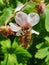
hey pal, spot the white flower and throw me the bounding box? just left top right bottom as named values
left=31, top=30, right=39, bottom=35
left=15, top=3, right=24, bottom=12
left=9, top=12, right=40, bottom=36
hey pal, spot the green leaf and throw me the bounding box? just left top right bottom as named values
left=45, top=36, right=49, bottom=43
left=36, top=41, right=49, bottom=50
left=15, top=46, right=32, bottom=58
left=7, top=54, right=18, bottom=65
left=1, top=39, right=11, bottom=49
left=35, top=47, right=49, bottom=59
left=45, top=54, right=49, bottom=65
left=1, top=54, right=18, bottom=65
left=45, top=53, right=49, bottom=62
left=36, top=42, right=44, bottom=49
left=24, top=2, right=37, bottom=14
left=12, top=38, right=18, bottom=49
left=45, top=0, right=49, bottom=3
left=12, top=38, right=32, bottom=58
left=0, top=0, right=5, bottom=7
left=1, top=39, right=11, bottom=53
left=1, top=53, right=8, bottom=65
left=0, top=8, right=13, bottom=26
left=45, top=4, right=49, bottom=32
left=0, top=10, right=2, bottom=14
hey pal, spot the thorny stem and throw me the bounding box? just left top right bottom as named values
left=5, top=1, right=32, bottom=25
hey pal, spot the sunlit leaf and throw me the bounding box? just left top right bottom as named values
left=0, top=0, right=5, bottom=7
left=1, top=39, right=11, bottom=49
left=45, top=54, right=49, bottom=65
left=12, top=38, right=32, bottom=58
left=7, top=54, right=18, bottom=65
left=1, top=39, right=11, bottom=53
left=36, top=42, right=44, bottom=49
left=35, top=47, right=49, bottom=59
left=1, top=54, right=18, bottom=65
left=45, top=36, right=49, bottom=43
left=1, top=54, right=8, bottom=65
left=0, top=8, right=13, bottom=26
left=24, top=2, right=37, bottom=13
left=45, top=4, right=49, bottom=32
left=15, top=46, right=32, bottom=58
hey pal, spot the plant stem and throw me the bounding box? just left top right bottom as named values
left=5, top=1, right=32, bottom=25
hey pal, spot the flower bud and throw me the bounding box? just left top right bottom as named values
left=36, top=3, right=45, bottom=14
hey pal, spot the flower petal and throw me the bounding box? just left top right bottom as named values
left=16, top=32, right=21, bottom=36
left=15, top=12, right=28, bottom=26
left=27, top=13, right=40, bottom=26
left=9, top=23, right=21, bottom=32
left=31, top=29, right=39, bottom=35
left=15, top=3, right=24, bottom=12
left=16, top=30, right=22, bottom=36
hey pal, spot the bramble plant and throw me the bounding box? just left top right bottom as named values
left=0, top=0, right=49, bottom=65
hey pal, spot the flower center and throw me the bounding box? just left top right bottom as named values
left=22, top=23, right=31, bottom=30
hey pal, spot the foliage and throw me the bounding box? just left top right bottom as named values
left=0, top=0, right=49, bottom=65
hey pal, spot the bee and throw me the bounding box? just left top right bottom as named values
left=18, top=23, right=32, bottom=48
left=9, top=12, right=40, bottom=48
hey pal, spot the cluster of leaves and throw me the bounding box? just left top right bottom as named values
left=0, top=0, right=49, bottom=65
left=34, top=4, right=49, bottom=65
left=0, top=0, right=35, bottom=65
left=0, top=38, right=32, bottom=65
